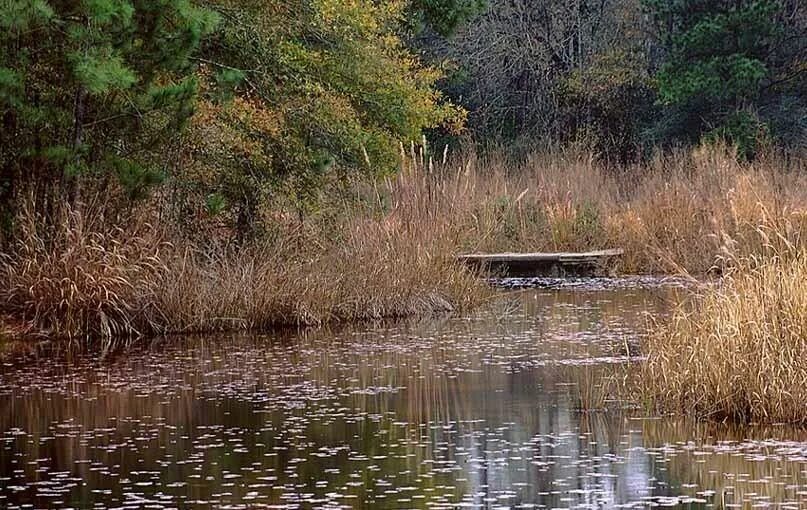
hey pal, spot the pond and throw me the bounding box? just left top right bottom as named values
left=1, top=281, right=805, bottom=509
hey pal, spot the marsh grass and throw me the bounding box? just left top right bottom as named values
left=0, top=197, right=168, bottom=339
left=0, top=145, right=804, bottom=342
left=425, top=145, right=805, bottom=274
left=568, top=365, right=613, bottom=412
left=153, top=214, right=485, bottom=333
left=643, top=253, right=807, bottom=424
left=641, top=242, right=807, bottom=424
left=562, top=358, right=635, bottom=413
left=0, top=179, right=489, bottom=341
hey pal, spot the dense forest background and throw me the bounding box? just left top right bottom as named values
left=1, top=0, right=805, bottom=237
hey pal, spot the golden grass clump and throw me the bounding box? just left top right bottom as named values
left=0, top=199, right=166, bottom=338
left=641, top=249, right=807, bottom=424
left=395, top=144, right=805, bottom=274
left=152, top=214, right=485, bottom=333
left=0, top=177, right=488, bottom=340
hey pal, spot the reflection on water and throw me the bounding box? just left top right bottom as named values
left=0, top=284, right=805, bottom=509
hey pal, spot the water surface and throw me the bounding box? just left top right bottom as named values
left=1, top=283, right=805, bottom=509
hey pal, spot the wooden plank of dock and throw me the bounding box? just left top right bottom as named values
left=457, top=248, right=624, bottom=277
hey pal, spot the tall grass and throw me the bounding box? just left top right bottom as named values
left=153, top=213, right=484, bottom=333
left=0, top=181, right=488, bottom=340
left=0, top=198, right=167, bottom=338
left=398, top=144, right=805, bottom=274
left=0, top=145, right=804, bottom=341
left=640, top=247, right=807, bottom=424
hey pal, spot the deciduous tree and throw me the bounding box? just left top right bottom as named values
left=175, top=0, right=464, bottom=231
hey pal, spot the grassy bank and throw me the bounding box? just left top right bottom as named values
left=641, top=249, right=806, bottom=424
left=0, top=198, right=486, bottom=340
left=0, top=146, right=804, bottom=341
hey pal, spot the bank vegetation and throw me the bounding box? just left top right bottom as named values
left=1, top=145, right=804, bottom=342
left=641, top=246, right=806, bottom=425
left=0, top=0, right=805, bottom=360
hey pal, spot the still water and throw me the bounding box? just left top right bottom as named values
left=1, top=282, right=805, bottom=509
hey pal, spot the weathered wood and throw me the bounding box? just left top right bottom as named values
left=457, top=248, right=624, bottom=277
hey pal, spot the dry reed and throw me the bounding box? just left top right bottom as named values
left=0, top=198, right=167, bottom=338
left=640, top=247, right=807, bottom=424
left=0, top=173, right=489, bottom=340
left=414, top=145, right=806, bottom=274
left=0, top=145, right=804, bottom=342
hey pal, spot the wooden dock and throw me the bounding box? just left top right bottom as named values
left=457, top=248, right=624, bottom=277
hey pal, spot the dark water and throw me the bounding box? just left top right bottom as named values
left=1, top=283, right=805, bottom=509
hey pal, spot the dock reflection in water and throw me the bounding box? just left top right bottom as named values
left=0, top=282, right=805, bottom=509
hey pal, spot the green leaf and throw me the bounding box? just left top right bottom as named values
left=82, top=0, right=134, bottom=26
left=110, top=156, right=165, bottom=201
left=205, top=193, right=227, bottom=216
left=0, top=67, right=23, bottom=108
left=213, top=68, right=245, bottom=103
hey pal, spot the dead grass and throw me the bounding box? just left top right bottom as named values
left=0, top=144, right=804, bottom=342
left=152, top=214, right=484, bottom=333
left=0, top=197, right=167, bottom=338
left=407, top=144, right=805, bottom=274
left=0, top=180, right=488, bottom=341
left=640, top=246, right=807, bottom=424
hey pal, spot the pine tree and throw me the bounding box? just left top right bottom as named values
left=411, top=0, right=485, bottom=36
left=643, top=0, right=794, bottom=157
left=0, top=0, right=218, bottom=215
